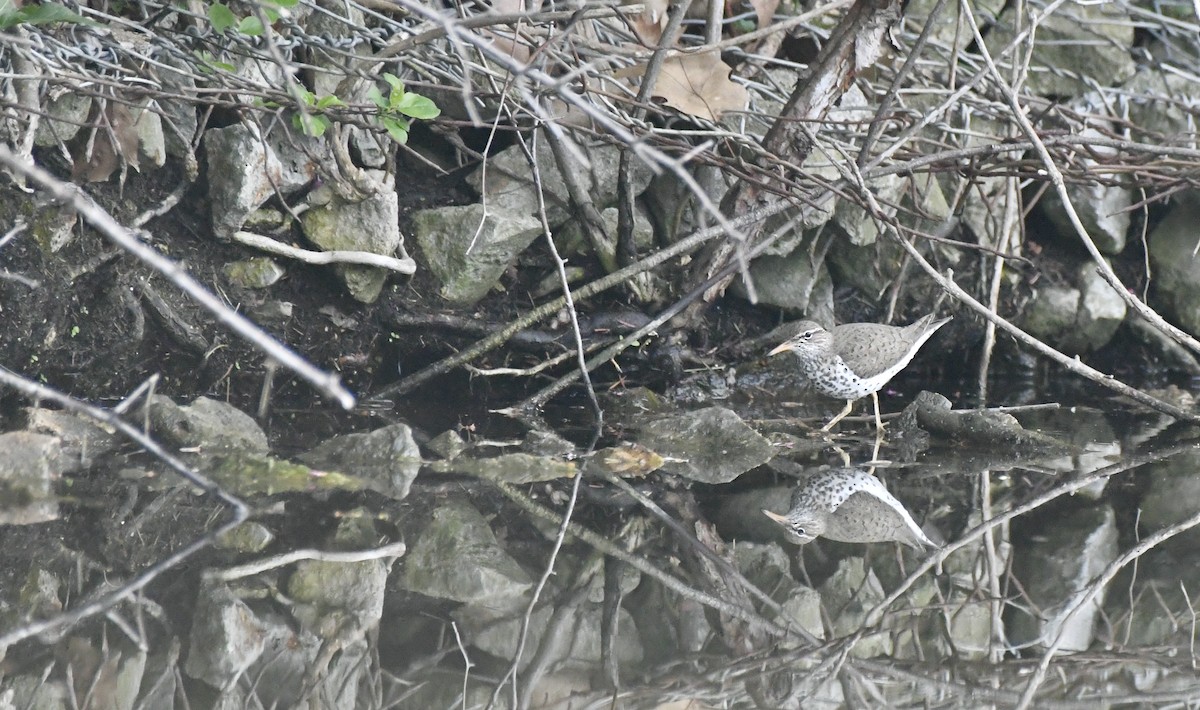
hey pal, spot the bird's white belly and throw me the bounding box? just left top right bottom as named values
left=811, top=359, right=895, bottom=399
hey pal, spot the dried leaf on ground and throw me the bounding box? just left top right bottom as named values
left=748, top=0, right=780, bottom=29
left=629, top=0, right=669, bottom=44
left=72, top=101, right=140, bottom=183
left=652, top=51, right=748, bottom=121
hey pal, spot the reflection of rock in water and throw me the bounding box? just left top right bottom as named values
left=762, top=468, right=935, bottom=549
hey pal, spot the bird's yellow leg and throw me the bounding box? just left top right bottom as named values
left=821, top=399, right=854, bottom=431
left=871, top=391, right=886, bottom=458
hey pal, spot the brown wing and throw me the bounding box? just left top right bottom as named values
left=832, top=322, right=919, bottom=379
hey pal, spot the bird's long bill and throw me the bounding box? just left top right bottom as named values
left=762, top=509, right=789, bottom=524
left=767, top=342, right=794, bottom=357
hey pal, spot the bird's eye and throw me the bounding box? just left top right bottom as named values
left=800, top=331, right=812, bottom=340
left=794, top=526, right=806, bottom=535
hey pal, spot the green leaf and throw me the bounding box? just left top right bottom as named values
left=208, top=3, right=235, bottom=32
left=294, top=86, right=316, bottom=106
left=237, top=15, right=263, bottom=36
left=394, top=92, right=440, bottom=120
left=366, top=86, right=387, bottom=109
left=195, top=50, right=236, bottom=72
left=294, top=113, right=330, bottom=138
left=268, top=0, right=300, bottom=7
left=263, top=6, right=279, bottom=22
left=315, top=95, right=345, bottom=109
left=0, top=1, right=95, bottom=28
left=381, top=116, right=410, bottom=144
left=381, top=73, right=405, bottom=93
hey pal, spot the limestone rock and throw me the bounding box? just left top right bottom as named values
left=411, top=202, right=541, bottom=306
left=300, top=175, right=402, bottom=303
left=1009, top=505, right=1118, bottom=651
left=637, top=407, right=775, bottom=484
left=206, top=123, right=284, bottom=239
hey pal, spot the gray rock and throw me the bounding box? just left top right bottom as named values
left=819, top=557, right=892, bottom=658
left=425, top=429, right=467, bottom=459
left=198, top=451, right=370, bottom=496
left=389, top=668, right=516, bottom=709
left=4, top=674, right=70, bottom=710
left=555, top=205, right=654, bottom=272
left=877, top=507, right=1009, bottom=662
left=216, top=521, right=275, bottom=553
left=466, top=138, right=653, bottom=228
left=146, top=395, right=268, bottom=453
left=184, top=581, right=268, bottom=688
left=833, top=172, right=905, bottom=247
left=33, top=92, right=91, bottom=147
left=899, top=171, right=952, bottom=234
left=222, top=257, right=285, bottom=289
left=411, top=202, right=541, bottom=306
left=349, top=123, right=390, bottom=168
left=300, top=422, right=420, bottom=499
left=1041, top=135, right=1131, bottom=254
left=1148, top=195, right=1200, bottom=336
left=460, top=602, right=642, bottom=670
left=1124, top=70, right=1200, bottom=146
left=304, top=0, right=364, bottom=96
left=25, top=407, right=119, bottom=472
left=1077, top=265, right=1126, bottom=342
left=953, top=173, right=1010, bottom=248
left=136, top=644, right=179, bottom=710
left=986, top=1, right=1135, bottom=97
left=715, top=485, right=794, bottom=544
left=732, top=238, right=835, bottom=318
left=0, top=431, right=62, bottom=525
left=523, top=428, right=576, bottom=457
left=826, top=231, right=907, bottom=302
left=250, top=300, right=295, bottom=323
left=287, top=557, right=392, bottom=632
left=157, top=57, right=200, bottom=161
left=1021, top=260, right=1126, bottom=352
left=1009, top=505, right=1118, bottom=651
left=300, top=175, right=402, bottom=303
left=900, top=391, right=1073, bottom=458
left=1102, top=550, right=1200, bottom=651
left=732, top=542, right=823, bottom=644
left=132, top=100, right=166, bottom=169
left=400, top=497, right=533, bottom=609
left=265, top=123, right=328, bottom=194
left=17, top=566, right=63, bottom=622
left=1022, top=406, right=1120, bottom=500
left=637, top=406, right=775, bottom=484
left=206, top=123, right=284, bottom=239
left=904, top=0, right=1005, bottom=50
left=247, top=620, right=361, bottom=709
left=31, top=200, right=78, bottom=254
left=1138, top=448, right=1200, bottom=551
left=1022, top=283, right=1080, bottom=343
left=427, top=452, right=576, bottom=484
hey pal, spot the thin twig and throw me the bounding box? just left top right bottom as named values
left=231, top=230, right=417, bottom=273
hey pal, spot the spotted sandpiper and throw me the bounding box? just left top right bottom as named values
left=762, top=468, right=934, bottom=548
left=767, top=314, right=950, bottom=432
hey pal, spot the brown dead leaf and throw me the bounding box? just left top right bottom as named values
left=747, top=0, right=780, bottom=30
left=72, top=101, right=140, bottom=183
left=652, top=52, right=748, bottom=122
left=479, top=0, right=541, bottom=63
left=598, top=443, right=664, bottom=477
left=628, top=0, right=668, bottom=44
